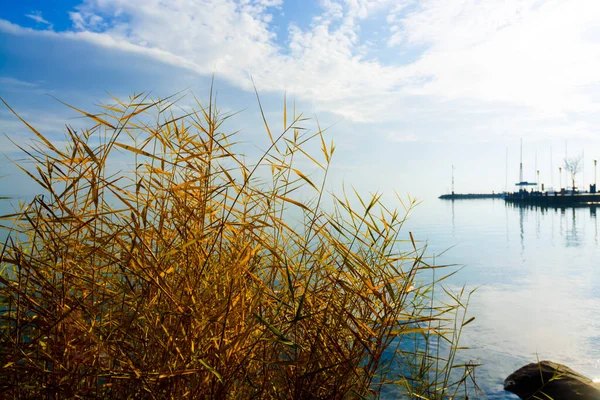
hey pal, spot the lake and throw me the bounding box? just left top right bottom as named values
left=403, top=198, right=600, bottom=398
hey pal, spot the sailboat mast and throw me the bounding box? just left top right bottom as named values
left=452, top=165, right=455, bottom=195
left=505, top=147, right=508, bottom=193
left=519, top=139, right=523, bottom=183
left=535, top=151, right=538, bottom=190
left=550, top=146, right=553, bottom=190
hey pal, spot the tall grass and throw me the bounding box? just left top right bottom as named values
left=0, top=88, right=478, bottom=399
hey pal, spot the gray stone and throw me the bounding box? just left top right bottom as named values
left=504, top=360, right=600, bottom=399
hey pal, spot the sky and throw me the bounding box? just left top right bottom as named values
left=2, top=0, right=600, bottom=203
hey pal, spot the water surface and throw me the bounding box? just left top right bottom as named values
left=404, top=198, right=600, bottom=398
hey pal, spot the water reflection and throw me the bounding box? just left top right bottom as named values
left=504, top=202, right=599, bottom=249
left=567, top=208, right=579, bottom=247
left=587, top=206, right=599, bottom=245
left=452, top=199, right=455, bottom=235
left=407, top=200, right=600, bottom=398
left=519, top=204, right=525, bottom=255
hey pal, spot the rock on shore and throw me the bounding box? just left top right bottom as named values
left=504, top=360, right=600, bottom=399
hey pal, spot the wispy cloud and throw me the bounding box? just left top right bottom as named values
left=54, top=0, right=420, bottom=122
left=386, top=132, right=418, bottom=143
left=0, top=77, right=38, bottom=88
left=25, top=11, right=53, bottom=29
left=388, top=0, right=600, bottom=113
left=3, top=0, right=600, bottom=141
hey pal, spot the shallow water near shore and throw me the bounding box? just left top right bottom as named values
left=404, top=198, right=600, bottom=398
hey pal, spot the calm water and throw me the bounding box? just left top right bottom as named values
left=403, top=198, right=600, bottom=398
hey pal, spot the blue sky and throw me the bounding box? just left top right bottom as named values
left=2, top=0, right=600, bottom=201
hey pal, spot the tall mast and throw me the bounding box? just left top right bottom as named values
left=519, top=139, right=523, bottom=183
left=505, top=147, right=508, bottom=192
left=550, top=146, right=553, bottom=189
left=452, top=165, right=455, bottom=195
left=535, top=150, right=538, bottom=189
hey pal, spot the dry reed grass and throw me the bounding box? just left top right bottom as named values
left=0, top=87, right=478, bottom=399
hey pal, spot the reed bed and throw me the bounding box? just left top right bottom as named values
left=0, top=88, right=478, bottom=399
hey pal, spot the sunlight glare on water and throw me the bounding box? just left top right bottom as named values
left=402, top=198, right=600, bottom=399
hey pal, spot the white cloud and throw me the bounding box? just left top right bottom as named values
left=15, top=0, right=400, bottom=123
left=386, top=132, right=418, bottom=142
left=3, top=0, right=600, bottom=141
left=25, top=11, right=53, bottom=29
left=0, top=20, right=202, bottom=74
left=391, top=0, right=600, bottom=114
left=0, top=77, right=38, bottom=88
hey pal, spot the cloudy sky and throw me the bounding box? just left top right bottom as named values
left=2, top=0, right=600, bottom=201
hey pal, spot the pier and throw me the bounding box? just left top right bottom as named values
left=439, top=193, right=504, bottom=200
left=440, top=140, right=600, bottom=207
left=504, top=190, right=600, bottom=206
